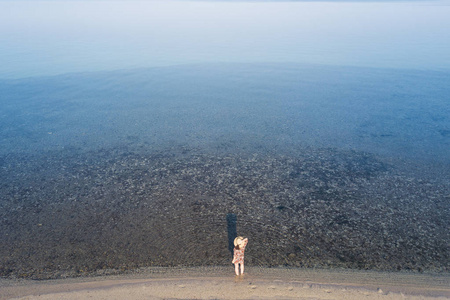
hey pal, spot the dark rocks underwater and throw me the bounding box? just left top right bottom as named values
left=0, top=145, right=448, bottom=279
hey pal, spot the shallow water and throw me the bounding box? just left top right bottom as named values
left=0, top=1, right=449, bottom=279
left=1, top=64, right=449, bottom=165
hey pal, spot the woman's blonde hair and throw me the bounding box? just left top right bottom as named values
left=234, top=236, right=244, bottom=249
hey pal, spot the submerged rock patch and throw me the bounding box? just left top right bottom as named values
left=0, top=146, right=448, bottom=279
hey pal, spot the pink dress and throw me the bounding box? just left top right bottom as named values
left=232, top=239, right=248, bottom=264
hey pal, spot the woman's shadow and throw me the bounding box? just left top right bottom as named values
left=227, top=213, right=237, bottom=257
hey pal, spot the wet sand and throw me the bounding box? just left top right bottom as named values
left=1, top=267, right=449, bottom=300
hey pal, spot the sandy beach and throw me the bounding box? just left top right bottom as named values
left=1, top=267, right=449, bottom=300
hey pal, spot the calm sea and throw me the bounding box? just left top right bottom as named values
left=1, top=1, right=449, bottom=278
left=1, top=0, right=449, bottom=164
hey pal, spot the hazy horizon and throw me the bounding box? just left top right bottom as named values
left=1, top=0, right=449, bottom=79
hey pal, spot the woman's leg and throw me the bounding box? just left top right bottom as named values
left=234, top=263, right=240, bottom=275
left=240, top=262, right=244, bottom=274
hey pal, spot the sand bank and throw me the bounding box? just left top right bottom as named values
left=1, top=267, right=449, bottom=300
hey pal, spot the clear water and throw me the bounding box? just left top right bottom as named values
left=1, top=0, right=449, bottom=163
left=0, top=1, right=449, bottom=278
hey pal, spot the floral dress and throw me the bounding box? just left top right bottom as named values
left=232, top=238, right=248, bottom=264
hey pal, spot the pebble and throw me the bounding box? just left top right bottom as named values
left=1, top=147, right=448, bottom=279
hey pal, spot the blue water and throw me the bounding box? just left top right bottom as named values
left=1, top=0, right=449, bottom=163
left=1, top=1, right=450, bottom=278
left=1, top=64, right=449, bottom=166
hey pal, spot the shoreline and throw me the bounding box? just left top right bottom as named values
left=1, top=267, right=449, bottom=300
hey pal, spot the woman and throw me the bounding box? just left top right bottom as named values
left=232, top=236, right=248, bottom=276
